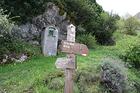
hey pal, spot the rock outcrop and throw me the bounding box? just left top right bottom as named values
left=11, top=2, right=69, bottom=45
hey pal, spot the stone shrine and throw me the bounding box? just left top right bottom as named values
left=42, top=26, right=58, bottom=56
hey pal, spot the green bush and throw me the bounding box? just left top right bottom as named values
left=48, top=77, right=64, bottom=90
left=0, top=9, right=14, bottom=33
left=76, top=33, right=97, bottom=48
left=45, top=71, right=64, bottom=91
left=0, top=9, right=41, bottom=63
left=124, top=17, right=140, bottom=35
left=100, top=58, right=128, bottom=93
left=95, top=12, right=119, bottom=45
left=75, top=69, right=100, bottom=93
left=0, top=9, right=14, bottom=60
left=0, top=33, right=41, bottom=63
left=76, top=25, right=86, bottom=34
left=121, top=44, right=140, bottom=69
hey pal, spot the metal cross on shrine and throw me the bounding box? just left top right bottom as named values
left=55, top=24, right=89, bottom=93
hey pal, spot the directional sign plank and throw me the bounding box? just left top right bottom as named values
left=55, top=57, right=76, bottom=69
left=60, top=40, right=89, bottom=56
left=55, top=58, right=68, bottom=69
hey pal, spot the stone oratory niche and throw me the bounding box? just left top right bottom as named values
left=41, top=26, right=58, bottom=56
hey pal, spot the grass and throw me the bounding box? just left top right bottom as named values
left=0, top=56, right=57, bottom=93
left=0, top=32, right=140, bottom=93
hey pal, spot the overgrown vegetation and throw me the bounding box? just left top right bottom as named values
left=0, top=34, right=41, bottom=64
left=0, top=9, right=41, bottom=64
left=95, top=12, right=119, bottom=45
left=0, top=0, right=102, bottom=25
left=0, top=0, right=119, bottom=45
left=124, top=17, right=140, bottom=35
left=76, top=33, right=96, bottom=48
left=0, top=9, right=13, bottom=33
left=117, top=17, right=140, bottom=35
left=0, top=0, right=140, bottom=93
left=100, top=58, right=128, bottom=93
left=121, top=44, right=140, bottom=69
left=1, top=31, right=140, bottom=93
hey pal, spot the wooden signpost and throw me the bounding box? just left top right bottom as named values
left=55, top=24, right=89, bottom=93
left=60, top=40, right=88, bottom=56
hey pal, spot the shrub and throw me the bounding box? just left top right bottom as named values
left=100, top=58, right=128, bottom=93
left=95, top=12, right=119, bottom=45
left=0, top=33, right=41, bottom=64
left=45, top=71, right=64, bottom=91
left=76, top=33, right=97, bottom=48
left=0, top=9, right=41, bottom=64
left=75, top=69, right=100, bottom=93
left=76, top=25, right=86, bottom=34
left=121, top=44, right=140, bottom=69
left=0, top=9, right=14, bottom=63
left=0, top=9, right=14, bottom=33
left=124, top=17, right=140, bottom=35
left=116, top=19, right=125, bottom=33
left=47, top=77, right=64, bottom=90
left=45, top=71, right=64, bottom=84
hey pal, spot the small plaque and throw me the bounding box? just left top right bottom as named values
left=60, top=40, right=89, bottom=56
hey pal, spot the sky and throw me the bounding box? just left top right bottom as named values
left=96, top=0, right=140, bottom=16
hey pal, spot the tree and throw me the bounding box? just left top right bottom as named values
left=124, top=17, right=140, bottom=35
left=95, top=12, right=119, bottom=45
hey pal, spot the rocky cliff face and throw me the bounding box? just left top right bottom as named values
left=11, top=2, right=69, bottom=45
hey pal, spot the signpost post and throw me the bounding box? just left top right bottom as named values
left=55, top=24, right=88, bottom=93
left=64, top=24, right=76, bottom=93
